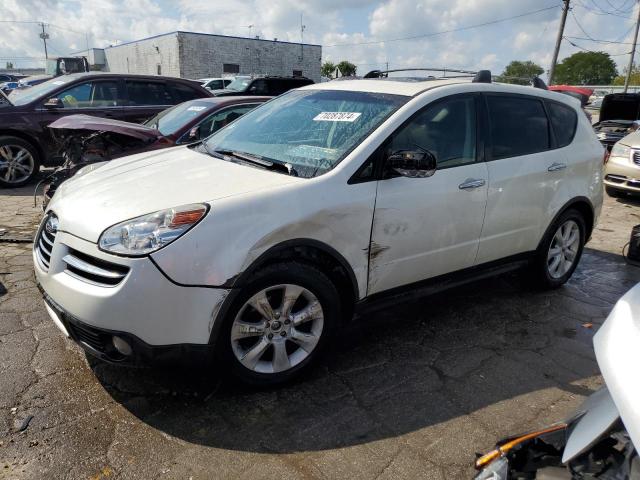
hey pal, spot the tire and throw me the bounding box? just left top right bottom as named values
left=605, top=186, right=624, bottom=198
left=216, top=262, right=341, bottom=387
left=530, top=209, right=586, bottom=289
left=0, top=136, right=40, bottom=188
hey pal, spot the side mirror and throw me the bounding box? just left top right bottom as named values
left=44, top=97, right=63, bottom=108
left=188, top=126, right=201, bottom=140
left=386, top=149, right=437, bottom=178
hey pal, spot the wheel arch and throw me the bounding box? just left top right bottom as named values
left=0, top=129, right=44, bottom=161
left=209, top=238, right=360, bottom=346
left=539, top=196, right=595, bottom=250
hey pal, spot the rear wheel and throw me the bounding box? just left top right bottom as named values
left=217, top=262, right=340, bottom=386
left=0, top=136, right=40, bottom=188
left=530, top=209, right=586, bottom=289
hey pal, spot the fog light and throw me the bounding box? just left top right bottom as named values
left=112, top=336, right=132, bottom=356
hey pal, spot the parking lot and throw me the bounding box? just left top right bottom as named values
left=0, top=184, right=636, bottom=480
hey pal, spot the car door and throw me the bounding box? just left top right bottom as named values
left=123, top=79, right=174, bottom=123
left=37, top=79, right=123, bottom=159
left=475, top=93, right=564, bottom=264
left=368, top=94, right=489, bottom=295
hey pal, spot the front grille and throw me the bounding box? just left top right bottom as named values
left=35, top=214, right=58, bottom=271
left=633, top=150, right=640, bottom=166
left=67, top=321, right=107, bottom=352
left=62, top=249, right=129, bottom=287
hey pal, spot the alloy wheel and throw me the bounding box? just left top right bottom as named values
left=0, top=145, right=35, bottom=184
left=547, top=219, right=580, bottom=279
left=230, top=284, right=324, bottom=374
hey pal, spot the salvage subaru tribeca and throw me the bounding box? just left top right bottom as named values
left=35, top=72, right=604, bottom=385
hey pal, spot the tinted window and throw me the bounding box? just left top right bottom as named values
left=249, top=80, right=269, bottom=95
left=126, top=81, right=173, bottom=106
left=197, top=104, right=257, bottom=138
left=548, top=102, right=578, bottom=148
left=388, top=95, right=477, bottom=169
left=171, top=82, right=202, bottom=102
left=58, top=81, right=119, bottom=108
left=487, top=95, right=550, bottom=160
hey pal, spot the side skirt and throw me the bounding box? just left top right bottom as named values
left=354, top=252, right=534, bottom=316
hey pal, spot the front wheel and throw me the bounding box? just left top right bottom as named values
left=217, top=262, right=340, bottom=386
left=530, top=209, right=586, bottom=289
left=0, top=136, right=40, bottom=188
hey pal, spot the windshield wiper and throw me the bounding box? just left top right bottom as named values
left=214, top=149, right=297, bottom=175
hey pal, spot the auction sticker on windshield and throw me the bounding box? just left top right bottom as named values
left=313, top=112, right=361, bottom=122
left=187, top=106, right=207, bottom=112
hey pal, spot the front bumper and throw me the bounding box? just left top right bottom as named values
left=604, top=154, right=640, bottom=193
left=34, top=228, right=230, bottom=359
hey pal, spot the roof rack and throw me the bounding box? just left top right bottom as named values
left=363, top=68, right=549, bottom=90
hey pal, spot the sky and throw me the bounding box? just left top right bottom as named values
left=0, top=0, right=638, bottom=80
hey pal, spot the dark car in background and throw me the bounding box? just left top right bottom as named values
left=593, top=93, right=640, bottom=151
left=210, top=75, right=313, bottom=97
left=0, top=72, right=211, bottom=187
left=41, top=96, right=269, bottom=204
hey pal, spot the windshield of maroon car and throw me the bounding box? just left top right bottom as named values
left=145, top=100, right=215, bottom=136
left=203, top=89, right=408, bottom=177
left=10, top=76, right=75, bottom=106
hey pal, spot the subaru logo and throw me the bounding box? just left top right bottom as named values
left=45, top=215, right=58, bottom=235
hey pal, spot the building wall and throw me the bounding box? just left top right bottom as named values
left=178, top=33, right=321, bottom=82
left=103, top=33, right=181, bottom=77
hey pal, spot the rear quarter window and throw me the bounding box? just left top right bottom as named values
left=547, top=101, right=578, bottom=148
left=171, top=82, right=204, bottom=102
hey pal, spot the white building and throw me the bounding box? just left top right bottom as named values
left=76, top=31, right=322, bottom=82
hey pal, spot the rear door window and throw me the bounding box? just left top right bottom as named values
left=487, top=95, right=550, bottom=160
left=126, top=81, right=173, bottom=106
left=547, top=101, right=578, bottom=148
left=171, top=82, right=202, bottom=102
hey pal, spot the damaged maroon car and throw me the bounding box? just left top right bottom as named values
left=40, top=96, right=270, bottom=206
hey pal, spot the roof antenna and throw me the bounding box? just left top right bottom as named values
left=472, top=70, right=491, bottom=83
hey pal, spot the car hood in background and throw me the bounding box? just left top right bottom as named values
left=593, top=282, right=640, bottom=451
left=48, top=145, right=301, bottom=242
left=599, top=93, right=640, bottom=122
left=48, top=114, right=161, bottom=141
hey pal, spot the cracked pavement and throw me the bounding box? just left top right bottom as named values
left=1, top=186, right=640, bottom=480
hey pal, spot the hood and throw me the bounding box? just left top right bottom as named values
left=49, top=145, right=300, bottom=242
left=593, top=282, right=640, bottom=451
left=599, top=93, right=640, bottom=122
left=48, top=114, right=160, bottom=141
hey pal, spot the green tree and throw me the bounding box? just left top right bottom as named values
left=612, top=65, right=640, bottom=85
left=496, top=60, right=544, bottom=85
left=336, top=60, right=357, bottom=77
left=554, top=51, right=617, bottom=85
left=321, top=61, right=336, bottom=78
left=5, top=62, right=13, bottom=69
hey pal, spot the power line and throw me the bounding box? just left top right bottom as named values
left=564, top=36, right=632, bottom=55
left=324, top=4, right=561, bottom=48
left=565, top=33, right=634, bottom=44
left=573, top=0, right=634, bottom=17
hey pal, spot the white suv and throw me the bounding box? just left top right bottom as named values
left=34, top=72, right=604, bottom=385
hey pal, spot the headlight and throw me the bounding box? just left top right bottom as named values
left=610, top=143, right=631, bottom=158
left=99, top=203, right=208, bottom=256
left=474, top=457, right=508, bottom=480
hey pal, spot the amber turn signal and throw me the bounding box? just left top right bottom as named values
left=475, top=423, right=567, bottom=470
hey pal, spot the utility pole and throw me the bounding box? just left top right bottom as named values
left=548, top=0, right=570, bottom=86
left=624, top=1, right=640, bottom=93
left=39, top=23, right=49, bottom=60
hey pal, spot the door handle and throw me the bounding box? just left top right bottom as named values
left=458, top=178, right=486, bottom=190
left=547, top=162, right=567, bottom=172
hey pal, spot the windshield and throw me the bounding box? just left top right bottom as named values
left=10, top=76, right=73, bottom=106
left=203, top=89, right=407, bottom=177
left=225, top=77, right=251, bottom=92
left=145, top=100, right=213, bottom=136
